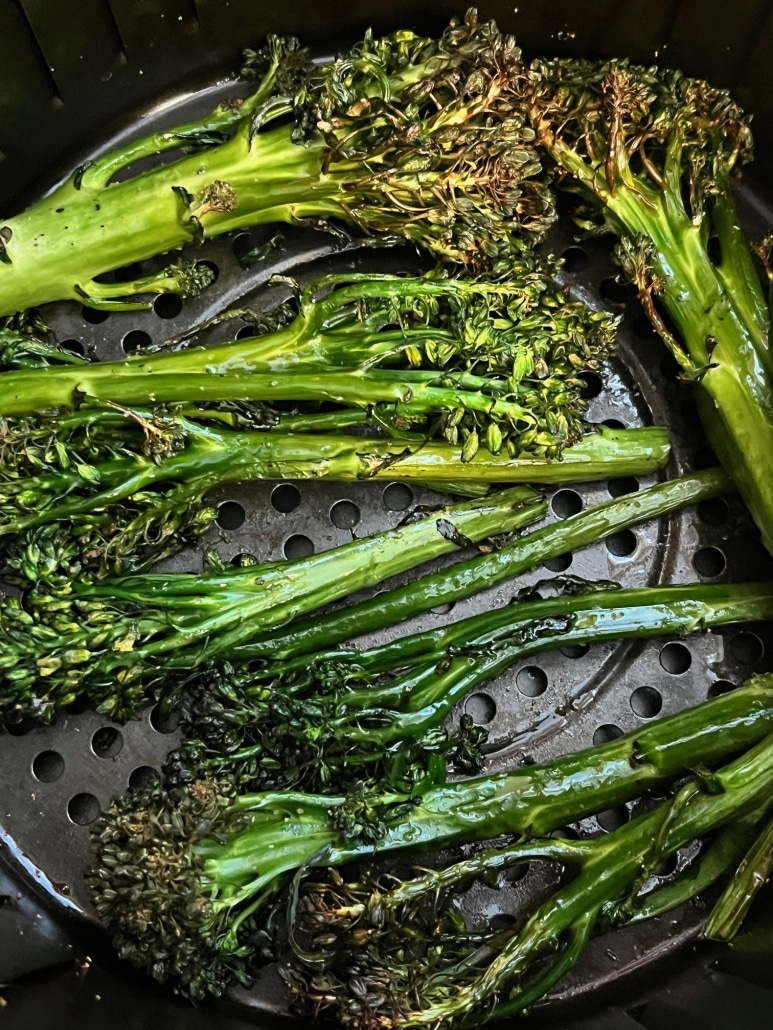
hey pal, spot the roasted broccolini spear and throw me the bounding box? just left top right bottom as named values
left=287, top=714, right=773, bottom=1029
left=235, top=467, right=733, bottom=663
left=87, top=677, right=773, bottom=1001
left=165, top=581, right=773, bottom=793
left=1, top=407, right=667, bottom=578
left=0, top=486, right=541, bottom=726
left=0, top=267, right=619, bottom=469
left=0, top=11, right=554, bottom=317
left=524, top=56, right=773, bottom=553
left=0, top=265, right=642, bottom=575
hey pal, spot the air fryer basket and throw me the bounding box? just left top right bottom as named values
left=3, top=3, right=773, bottom=1029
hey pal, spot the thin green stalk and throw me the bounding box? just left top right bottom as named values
left=474, top=735, right=773, bottom=1028
left=88, top=675, right=773, bottom=1001
left=0, top=416, right=667, bottom=542
left=1, top=486, right=542, bottom=725
left=215, top=583, right=773, bottom=779
left=236, top=467, right=732, bottom=662
left=0, top=271, right=589, bottom=390
left=307, top=733, right=773, bottom=1029
left=624, top=805, right=767, bottom=926
left=705, top=809, right=773, bottom=941
left=0, top=367, right=528, bottom=418
left=295, top=678, right=773, bottom=871
left=0, top=260, right=620, bottom=468
left=337, top=583, right=773, bottom=732
left=331, top=581, right=773, bottom=680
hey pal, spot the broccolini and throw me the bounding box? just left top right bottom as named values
left=287, top=717, right=773, bottom=1028
left=87, top=677, right=773, bottom=1001
left=0, top=12, right=553, bottom=317
left=525, top=56, right=773, bottom=553
left=0, top=485, right=539, bottom=725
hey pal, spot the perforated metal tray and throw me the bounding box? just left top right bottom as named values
left=1, top=77, right=773, bottom=1027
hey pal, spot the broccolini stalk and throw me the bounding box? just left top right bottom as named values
left=526, top=57, right=773, bottom=552
left=622, top=803, right=769, bottom=927
left=0, top=268, right=619, bottom=465
left=235, top=466, right=732, bottom=662
left=0, top=485, right=538, bottom=726
left=87, top=676, right=773, bottom=1000
left=0, top=328, right=90, bottom=371
left=0, top=12, right=555, bottom=317
left=704, top=808, right=773, bottom=941
left=167, top=581, right=773, bottom=793
left=288, top=725, right=773, bottom=1029
left=0, top=406, right=668, bottom=577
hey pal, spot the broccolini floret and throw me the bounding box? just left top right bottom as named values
left=87, top=678, right=773, bottom=1002
left=523, top=56, right=773, bottom=554
left=0, top=12, right=555, bottom=317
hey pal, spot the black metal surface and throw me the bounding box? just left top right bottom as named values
left=2, top=2, right=773, bottom=1028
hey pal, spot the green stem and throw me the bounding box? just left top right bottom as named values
left=0, top=269, right=604, bottom=411
left=0, top=366, right=542, bottom=430
left=286, top=727, right=773, bottom=1025
left=347, top=581, right=773, bottom=676
left=626, top=187, right=773, bottom=554
left=705, top=809, right=773, bottom=941
left=423, top=732, right=773, bottom=1028
left=140, top=489, right=542, bottom=661
left=0, top=120, right=334, bottom=315
left=237, top=467, right=731, bottom=662
left=203, top=676, right=773, bottom=899
left=327, top=583, right=773, bottom=748
left=175, top=582, right=773, bottom=792
left=712, top=186, right=772, bottom=353
left=625, top=806, right=766, bottom=925
left=1, top=486, right=544, bottom=724
left=545, top=123, right=773, bottom=554
left=78, top=41, right=290, bottom=192
left=0, top=419, right=668, bottom=541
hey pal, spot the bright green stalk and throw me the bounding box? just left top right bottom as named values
left=313, top=584, right=773, bottom=734
left=87, top=676, right=773, bottom=1000
left=296, top=731, right=773, bottom=1029
left=0, top=14, right=555, bottom=316
left=169, top=582, right=773, bottom=793
left=0, top=485, right=540, bottom=726
left=0, top=265, right=619, bottom=469
left=616, top=802, right=767, bottom=928
left=705, top=810, right=773, bottom=941
left=0, top=411, right=665, bottom=549
left=0, top=270, right=613, bottom=386
left=325, top=581, right=773, bottom=678
left=476, top=737, right=773, bottom=1028
left=528, top=58, right=773, bottom=552
left=284, top=805, right=766, bottom=1023
left=0, top=366, right=583, bottom=428
left=25, top=409, right=667, bottom=488
left=237, top=467, right=732, bottom=662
